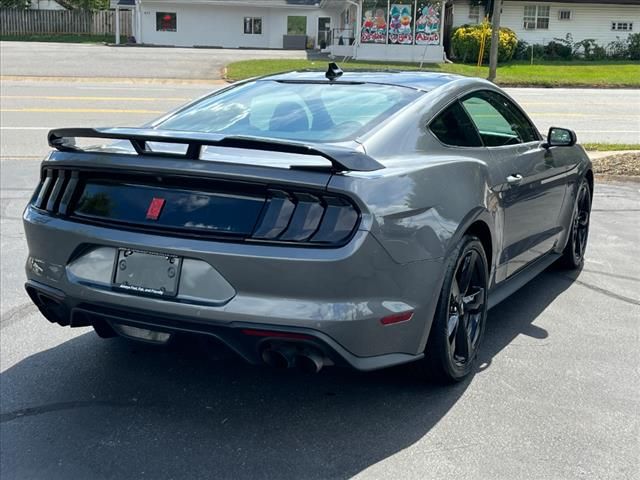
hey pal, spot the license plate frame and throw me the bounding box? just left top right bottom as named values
left=113, top=249, right=182, bottom=297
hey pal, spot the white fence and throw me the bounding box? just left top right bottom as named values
left=0, top=9, right=132, bottom=36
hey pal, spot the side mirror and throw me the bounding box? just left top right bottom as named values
left=543, top=127, right=577, bottom=149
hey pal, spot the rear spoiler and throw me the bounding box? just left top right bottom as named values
left=47, top=127, right=384, bottom=173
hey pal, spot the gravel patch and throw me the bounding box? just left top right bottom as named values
left=590, top=151, right=640, bottom=177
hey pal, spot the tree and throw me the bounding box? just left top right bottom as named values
left=56, top=0, right=110, bottom=9
left=0, top=0, right=31, bottom=9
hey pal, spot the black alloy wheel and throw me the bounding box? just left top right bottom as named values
left=560, top=179, right=591, bottom=269
left=447, top=249, right=486, bottom=368
left=422, top=235, right=489, bottom=383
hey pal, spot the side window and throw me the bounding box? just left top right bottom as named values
left=429, top=101, right=483, bottom=147
left=462, top=91, right=539, bottom=147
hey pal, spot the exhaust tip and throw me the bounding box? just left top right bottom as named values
left=295, top=351, right=324, bottom=374
left=261, top=348, right=293, bottom=369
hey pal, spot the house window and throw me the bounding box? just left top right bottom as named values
left=156, top=12, right=176, bottom=32
left=523, top=5, right=550, bottom=30
left=612, top=21, right=633, bottom=31
left=287, top=16, right=307, bottom=35
left=469, top=5, right=480, bottom=23
left=244, top=17, right=262, bottom=35
left=558, top=10, right=572, bottom=21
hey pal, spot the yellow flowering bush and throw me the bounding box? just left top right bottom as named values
left=452, top=23, right=518, bottom=63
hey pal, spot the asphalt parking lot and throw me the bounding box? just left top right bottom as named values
left=1, top=46, right=640, bottom=479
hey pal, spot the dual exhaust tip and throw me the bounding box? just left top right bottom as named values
left=99, top=321, right=325, bottom=372
left=261, top=345, right=325, bottom=373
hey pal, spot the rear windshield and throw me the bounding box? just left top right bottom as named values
left=156, top=80, right=421, bottom=143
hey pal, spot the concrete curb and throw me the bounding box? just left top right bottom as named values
left=587, top=150, right=640, bottom=160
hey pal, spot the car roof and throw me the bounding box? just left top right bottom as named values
left=258, top=70, right=467, bottom=91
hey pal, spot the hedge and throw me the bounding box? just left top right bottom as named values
left=451, top=23, right=518, bottom=63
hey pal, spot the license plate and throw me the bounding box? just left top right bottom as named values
left=113, top=249, right=182, bottom=297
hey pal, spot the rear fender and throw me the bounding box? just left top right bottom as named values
left=329, top=159, right=496, bottom=265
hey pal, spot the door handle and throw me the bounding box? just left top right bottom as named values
left=506, top=174, right=523, bottom=185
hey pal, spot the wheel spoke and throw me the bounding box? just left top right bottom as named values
left=455, top=314, right=471, bottom=361
left=457, top=251, right=477, bottom=296
left=469, top=312, right=483, bottom=346
left=448, top=313, right=459, bottom=355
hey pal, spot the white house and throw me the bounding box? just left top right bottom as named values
left=132, top=0, right=448, bottom=63
left=29, top=0, right=66, bottom=9
left=135, top=0, right=341, bottom=49
left=451, top=0, right=640, bottom=47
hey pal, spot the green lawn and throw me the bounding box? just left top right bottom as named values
left=0, top=34, right=127, bottom=44
left=225, top=59, right=640, bottom=88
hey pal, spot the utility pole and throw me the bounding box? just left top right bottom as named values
left=487, top=0, right=502, bottom=82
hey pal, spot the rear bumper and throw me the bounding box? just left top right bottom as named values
left=26, top=280, right=424, bottom=371
left=23, top=206, right=445, bottom=370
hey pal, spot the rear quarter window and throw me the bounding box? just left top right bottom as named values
left=429, top=101, right=483, bottom=147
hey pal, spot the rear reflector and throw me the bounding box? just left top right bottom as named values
left=241, top=329, right=312, bottom=340
left=380, top=311, right=414, bottom=325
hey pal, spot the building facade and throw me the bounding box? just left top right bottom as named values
left=132, top=0, right=448, bottom=63
left=451, top=0, right=640, bottom=47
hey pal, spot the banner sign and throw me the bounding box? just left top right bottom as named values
left=361, top=7, right=387, bottom=44
left=388, top=4, right=413, bottom=45
left=415, top=1, right=441, bottom=45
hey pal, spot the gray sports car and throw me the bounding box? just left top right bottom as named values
left=24, top=65, right=592, bottom=382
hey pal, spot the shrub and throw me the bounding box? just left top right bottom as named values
left=544, top=41, right=572, bottom=59
left=513, top=40, right=529, bottom=60
left=607, top=37, right=628, bottom=59
left=451, top=23, right=518, bottom=63
left=513, top=42, right=545, bottom=61
left=574, top=38, right=607, bottom=60
left=628, top=33, right=640, bottom=60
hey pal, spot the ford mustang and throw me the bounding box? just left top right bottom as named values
left=23, top=65, right=592, bottom=382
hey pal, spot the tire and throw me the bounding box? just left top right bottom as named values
left=558, top=178, right=591, bottom=270
left=420, top=235, right=489, bottom=383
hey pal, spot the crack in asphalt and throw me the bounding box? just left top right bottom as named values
left=0, top=302, right=39, bottom=330
left=563, top=276, right=640, bottom=306
left=0, top=400, right=140, bottom=423
left=581, top=268, right=640, bottom=283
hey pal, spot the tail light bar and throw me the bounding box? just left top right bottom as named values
left=251, top=190, right=359, bottom=245
left=31, top=167, right=361, bottom=247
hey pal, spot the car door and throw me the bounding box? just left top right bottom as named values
left=461, top=90, right=575, bottom=277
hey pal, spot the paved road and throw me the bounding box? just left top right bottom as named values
left=0, top=41, right=310, bottom=80
left=1, top=58, right=639, bottom=479
left=1, top=153, right=639, bottom=478
left=2, top=79, right=639, bottom=156
left=507, top=88, right=640, bottom=145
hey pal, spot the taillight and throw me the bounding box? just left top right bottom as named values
left=31, top=168, right=360, bottom=247
left=250, top=189, right=359, bottom=246
left=32, top=168, right=79, bottom=215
